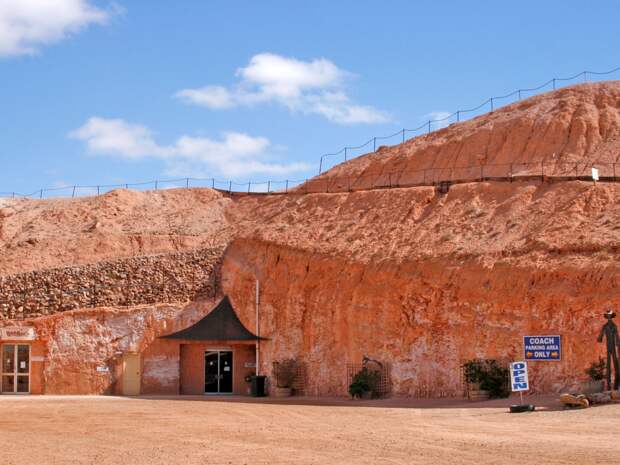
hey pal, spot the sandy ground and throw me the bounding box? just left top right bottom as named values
left=0, top=395, right=618, bottom=465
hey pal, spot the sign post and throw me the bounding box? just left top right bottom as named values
left=509, top=361, right=534, bottom=412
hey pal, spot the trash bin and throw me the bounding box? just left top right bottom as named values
left=251, top=375, right=266, bottom=397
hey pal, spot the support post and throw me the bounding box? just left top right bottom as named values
left=285, top=180, right=289, bottom=193
left=267, top=181, right=271, bottom=193
left=344, top=148, right=347, bottom=161
left=319, top=157, right=323, bottom=175
left=72, top=186, right=76, bottom=198
left=427, top=120, right=431, bottom=134
left=255, top=279, right=260, bottom=376
left=456, top=111, right=460, bottom=122
left=186, top=178, right=189, bottom=188
left=155, top=180, right=158, bottom=190
left=402, top=129, right=405, bottom=143
left=373, top=137, right=376, bottom=152
left=490, top=98, right=494, bottom=112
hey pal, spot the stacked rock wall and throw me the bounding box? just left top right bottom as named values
left=0, top=246, right=224, bottom=320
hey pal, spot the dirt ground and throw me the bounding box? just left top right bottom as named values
left=0, top=395, right=618, bottom=465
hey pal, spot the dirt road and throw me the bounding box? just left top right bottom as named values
left=0, top=395, right=617, bottom=465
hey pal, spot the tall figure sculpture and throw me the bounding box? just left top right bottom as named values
left=597, top=310, right=620, bottom=390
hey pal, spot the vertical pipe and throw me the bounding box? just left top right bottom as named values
left=256, top=279, right=260, bottom=376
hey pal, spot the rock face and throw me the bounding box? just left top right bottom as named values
left=1, top=82, right=620, bottom=396
left=0, top=247, right=223, bottom=319
left=222, top=238, right=617, bottom=396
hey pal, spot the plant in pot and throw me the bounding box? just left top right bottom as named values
left=273, top=358, right=298, bottom=397
left=349, top=367, right=380, bottom=399
left=583, top=357, right=605, bottom=393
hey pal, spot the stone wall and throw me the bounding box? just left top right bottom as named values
left=0, top=246, right=224, bottom=320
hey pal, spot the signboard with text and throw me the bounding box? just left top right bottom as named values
left=510, top=361, right=529, bottom=392
left=0, top=327, right=36, bottom=341
left=524, top=335, right=561, bottom=361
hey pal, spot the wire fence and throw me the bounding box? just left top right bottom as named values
left=2, top=65, right=620, bottom=200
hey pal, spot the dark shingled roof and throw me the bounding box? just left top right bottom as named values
left=160, top=296, right=263, bottom=341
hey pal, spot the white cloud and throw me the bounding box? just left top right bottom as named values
left=175, top=53, right=389, bottom=125
left=69, top=116, right=311, bottom=178
left=426, top=111, right=453, bottom=129
left=0, top=0, right=114, bottom=57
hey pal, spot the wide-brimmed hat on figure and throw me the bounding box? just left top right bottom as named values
left=604, top=310, right=617, bottom=319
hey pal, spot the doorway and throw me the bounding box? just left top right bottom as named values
left=122, top=353, right=141, bottom=396
left=205, top=350, right=233, bottom=394
left=1, top=344, right=30, bottom=394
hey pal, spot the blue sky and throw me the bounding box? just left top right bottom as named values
left=1, top=0, right=619, bottom=195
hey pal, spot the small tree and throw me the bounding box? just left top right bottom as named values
left=348, top=367, right=381, bottom=398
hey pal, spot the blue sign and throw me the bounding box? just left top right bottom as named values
left=510, top=361, right=529, bottom=392
left=524, top=335, right=561, bottom=361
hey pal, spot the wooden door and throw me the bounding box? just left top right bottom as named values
left=122, top=353, right=141, bottom=396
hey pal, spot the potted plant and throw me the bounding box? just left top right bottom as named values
left=273, top=358, right=298, bottom=397
left=583, top=357, right=605, bottom=393
left=349, top=367, right=380, bottom=399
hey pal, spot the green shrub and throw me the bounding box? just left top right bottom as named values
left=585, top=357, right=606, bottom=381
left=463, top=359, right=509, bottom=399
left=348, top=367, right=381, bottom=398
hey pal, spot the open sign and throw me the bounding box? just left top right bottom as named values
left=510, top=361, right=529, bottom=392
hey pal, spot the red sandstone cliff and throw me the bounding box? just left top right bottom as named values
left=2, top=82, right=620, bottom=396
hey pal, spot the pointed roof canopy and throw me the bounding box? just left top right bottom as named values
left=160, top=296, right=263, bottom=341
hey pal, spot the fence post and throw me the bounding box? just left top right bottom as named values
left=267, top=181, right=271, bottom=193
left=72, top=186, right=76, bottom=198
left=39, top=189, right=43, bottom=199
left=344, top=148, right=348, bottom=161
left=402, top=129, right=405, bottom=143
left=12, top=192, right=15, bottom=199
left=552, top=78, right=556, bottom=90
left=212, top=178, right=215, bottom=189
left=518, top=89, right=521, bottom=101
left=583, top=71, right=587, bottom=82
left=490, top=97, right=494, bottom=112
left=427, top=120, right=431, bottom=134
left=125, top=184, right=128, bottom=189
left=373, top=137, right=376, bottom=152
left=248, top=182, right=251, bottom=193
left=305, top=179, right=308, bottom=195
left=228, top=181, right=232, bottom=193
left=97, top=186, right=100, bottom=196
left=186, top=178, right=189, bottom=188
left=456, top=111, right=460, bottom=122
left=319, top=157, right=323, bottom=174
left=285, top=180, right=289, bottom=193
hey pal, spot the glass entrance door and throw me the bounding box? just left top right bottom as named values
left=204, top=350, right=233, bottom=394
left=1, top=344, right=30, bottom=394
